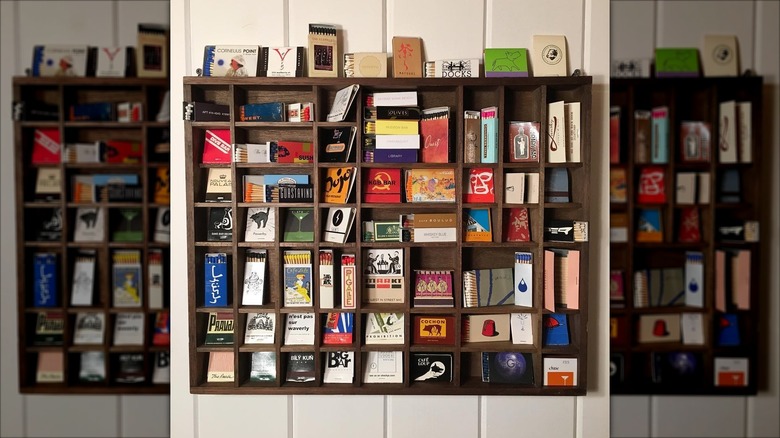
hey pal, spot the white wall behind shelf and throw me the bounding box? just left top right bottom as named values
left=170, top=0, right=610, bottom=437
left=610, top=1, right=780, bottom=437
left=0, top=1, right=171, bottom=437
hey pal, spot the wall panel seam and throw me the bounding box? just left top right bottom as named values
left=382, top=0, right=388, bottom=52
left=752, top=0, right=758, bottom=74
left=22, top=395, right=28, bottom=437
left=574, top=396, right=580, bottom=438
left=581, top=0, right=587, bottom=74
left=118, top=396, right=123, bottom=437
left=283, top=0, right=290, bottom=46
left=112, top=0, right=119, bottom=47
left=288, top=395, right=294, bottom=438
left=653, top=1, right=658, bottom=49
left=649, top=396, right=655, bottom=437
left=193, top=393, right=199, bottom=438
left=477, top=396, right=482, bottom=438
left=383, top=396, right=388, bottom=438
left=482, top=0, right=488, bottom=50
left=7, top=4, right=25, bottom=436
left=13, top=0, right=21, bottom=75
left=184, top=0, right=192, bottom=76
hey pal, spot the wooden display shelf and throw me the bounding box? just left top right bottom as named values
left=609, top=76, right=763, bottom=395
left=13, top=77, right=170, bottom=394
left=184, top=76, right=592, bottom=395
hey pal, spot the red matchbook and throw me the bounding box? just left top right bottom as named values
left=32, top=128, right=62, bottom=164
left=202, top=129, right=232, bottom=164
left=637, top=166, right=666, bottom=204
left=464, top=168, right=495, bottom=203
left=678, top=207, right=701, bottom=243
left=504, top=208, right=530, bottom=242
left=363, top=168, right=402, bottom=203
left=420, top=107, right=450, bottom=163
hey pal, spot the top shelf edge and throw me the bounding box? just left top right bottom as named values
left=182, top=76, right=593, bottom=87
left=13, top=76, right=168, bottom=86
left=610, top=76, right=763, bottom=86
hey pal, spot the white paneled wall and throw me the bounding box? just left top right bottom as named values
left=386, top=0, right=485, bottom=61
left=750, top=6, right=780, bottom=438
left=610, top=1, right=780, bottom=437
left=196, top=395, right=290, bottom=437
left=169, top=0, right=610, bottom=437
left=294, top=396, right=385, bottom=438
left=388, top=396, right=480, bottom=437
left=187, top=1, right=286, bottom=77
left=610, top=0, right=655, bottom=63
left=0, top=5, right=22, bottom=438
left=483, top=396, right=576, bottom=437
left=655, top=1, right=756, bottom=70
left=0, top=2, right=170, bottom=437
left=489, top=0, right=585, bottom=74
left=652, top=397, right=749, bottom=438
left=289, top=1, right=386, bottom=54
left=610, top=395, right=651, bottom=438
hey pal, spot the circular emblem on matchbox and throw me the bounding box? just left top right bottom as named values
left=358, top=56, right=382, bottom=77
left=542, top=45, right=562, bottom=65
left=712, top=45, right=732, bottom=64
left=332, top=209, right=344, bottom=226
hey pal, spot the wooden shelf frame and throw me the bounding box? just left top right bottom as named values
left=609, top=76, right=763, bottom=395
left=184, top=76, right=592, bottom=395
left=13, top=77, right=171, bottom=394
